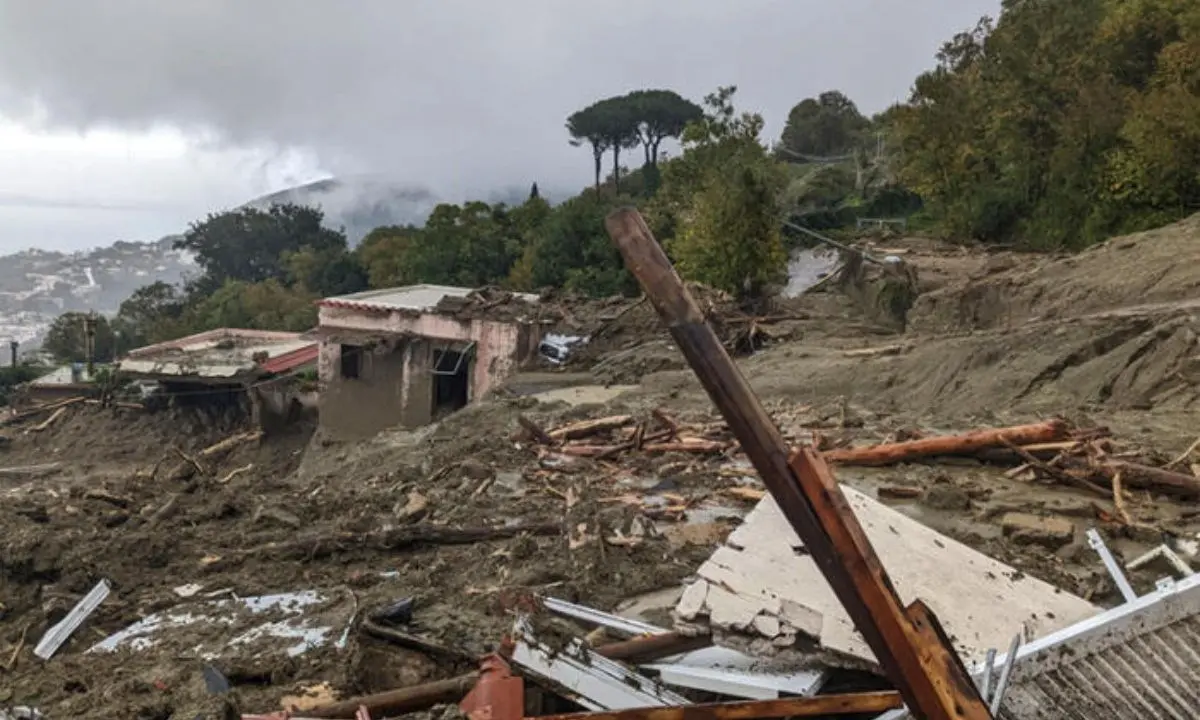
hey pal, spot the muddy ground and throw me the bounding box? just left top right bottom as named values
left=1, top=214, right=1198, bottom=718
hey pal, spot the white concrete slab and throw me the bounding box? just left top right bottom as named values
left=676, top=488, right=1099, bottom=668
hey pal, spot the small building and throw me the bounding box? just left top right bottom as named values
left=117, top=328, right=319, bottom=429
left=316, top=284, right=548, bottom=439
left=12, top=364, right=106, bottom=407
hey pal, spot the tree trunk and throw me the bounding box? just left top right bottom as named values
left=613, top=145, right=622, bottom=194
left=642, top=140, right=651, bottom=167
left=650, top=137, right=662, bottom=166
left=592, top=144, right=603, bottom=189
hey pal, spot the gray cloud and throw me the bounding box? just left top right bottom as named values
left=0, top=0, right=1000, bottom=202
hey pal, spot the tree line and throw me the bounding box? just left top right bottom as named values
left=890, top=0, right=1200, bottom=248
left=39, top=0, right=1199, bottom=363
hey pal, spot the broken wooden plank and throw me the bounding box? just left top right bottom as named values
left=823, top=420, right=1069, bottom=466
left=605, top=207, right=991, bottom=720
left=1, top=396, right=85, bottom=426
left=237, top=522, right=561, bottom=561
left=200, top=430, right=264, bottom=457
left=1089, top=459, right=1200, bottom=499
left=0, top=463, right=63, bottom=479
left=642, top=440, right=728, bottom=454
left=27, top=406, right=67, bottom=433
left=530, top=691, right=903, bottom=720
left=518, top=415, right=556, bottom=446
left=590, top=631, right=712, bottom=664
left=304, top=674, right=479, bottom=719
left=549, top=415, right=635, bottom=441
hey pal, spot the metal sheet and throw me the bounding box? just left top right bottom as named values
left=510, top=617, right=689, bottom=711
left=996, top=574, right=1200, bottom=720
left=90, top=589, right=355, bottom=660
left=34, top=579, right=111, bottom=659
left=542, top=596, right=828, bottom=699
left=878, top=573, right=1200, bottom=719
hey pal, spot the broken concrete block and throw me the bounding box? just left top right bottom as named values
left=255, top=505, right=302, bottom=529
left=1002, top=513, right=1075, bottom=549
left=396, top=491, right=429, bottom=522
left=675, top=580, right=708, bottom=621
left=751, top=613, right=781, bottom=638
left=703, top=585, right=762, bottom=631
left=921, top=484, right=971, bottom=511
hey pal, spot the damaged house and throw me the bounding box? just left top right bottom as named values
left=316, top=284, right=549, bottom=439
left=116, top=328, right=318, bottom=430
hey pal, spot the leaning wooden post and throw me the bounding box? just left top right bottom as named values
left=604, top=208, right=991, bottom=720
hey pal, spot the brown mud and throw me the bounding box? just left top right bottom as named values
left=2, top=214, right=1199, bottom=717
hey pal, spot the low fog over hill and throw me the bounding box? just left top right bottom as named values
left=240, top=176, right=440, bottom=245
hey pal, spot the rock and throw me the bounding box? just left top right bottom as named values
left=493, top=471, right=525, bottom=493
left=983, top=255, right=1017, bottom=275
left=255, top=505, right=302, bottom=529
left=878, top=485, right=922, bottom=500
left=396, top=491, right=429, bottom=522
left=1001, top=513, right=1075, bottom=550
left=921, top=484, right=971, bottom=511
left=459, top=458, right=493, bottom=481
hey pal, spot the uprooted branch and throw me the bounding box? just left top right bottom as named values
left=237, top=522, right=562, bottom=561
left=822, top=420, right=1070, bottom=466
left=1067, top=457, right=1200, bottom=499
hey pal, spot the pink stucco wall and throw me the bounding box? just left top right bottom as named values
left=317, top=305, right=526, bottom=401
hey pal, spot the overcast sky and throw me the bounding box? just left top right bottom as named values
left=0, top=0, right=999, bottom=253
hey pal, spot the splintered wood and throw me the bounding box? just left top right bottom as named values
left=604, top=207, right=992, bottom=720
left=519, top=410, right=731, bottom=461
left=828, top=424, right=1200, bottom=501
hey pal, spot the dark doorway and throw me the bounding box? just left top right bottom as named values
left=432, top=348, right=470, bottom=417
left=340, top=343, right=361, bottom=379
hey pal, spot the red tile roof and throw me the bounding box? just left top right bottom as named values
left=258, top=342, right=319, bottom=374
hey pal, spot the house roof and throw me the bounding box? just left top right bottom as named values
left=117, top=328, right=317, bottom=380
left=318, top=284, right=540, bottom=314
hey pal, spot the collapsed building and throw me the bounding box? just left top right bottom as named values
left=115, top=327, right=318, bottom=430
left=315, top=284, right=549, bottom=439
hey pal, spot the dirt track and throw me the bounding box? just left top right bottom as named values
left=1, top=214, right=1198, bottom=718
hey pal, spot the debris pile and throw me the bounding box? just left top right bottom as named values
left=2, top=371, right=1198, bottom=718
left=3, top=213, right=1200, bottom=718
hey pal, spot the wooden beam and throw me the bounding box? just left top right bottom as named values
left=305, top=674, right=480, bottom=718
left=530, top=691, right=903, bottom=720
left=822, top=420, right=1069, bottom=466
left=604, top=207, right=991, bottom=720
left=302, top=633, right=707, bottom=719
left=588, top=631, right=712, bottom=664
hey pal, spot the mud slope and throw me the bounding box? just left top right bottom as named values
left=641, top=219, right=1200, bottom=424
left=749, top=309, right=1197, bottom=417
left=910, top=213, right=1200, bottom=334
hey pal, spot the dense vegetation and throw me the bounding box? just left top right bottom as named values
left=893, top=0, right=1200, bottom=248
left=39, top=0, right=1199, bottom=362
left=0, top=364, right=51, bottom=406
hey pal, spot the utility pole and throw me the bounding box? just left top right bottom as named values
left=84, top=313, right=97, bottom=378
left=9, top=340, right=17, bottom=368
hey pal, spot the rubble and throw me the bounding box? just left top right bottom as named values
left=1000, top=513, right=1076, bottom=550
left=1, top=214, right=1199, bottom=718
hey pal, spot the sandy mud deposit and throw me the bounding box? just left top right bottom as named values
left=1, top=215, right=1198, bottom=718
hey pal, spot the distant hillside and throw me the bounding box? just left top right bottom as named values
left=0, top=236, right=195, bottom=353
left=240, top=176, right=440, bottom=245
left=0, top=176, right=565, bottom=351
